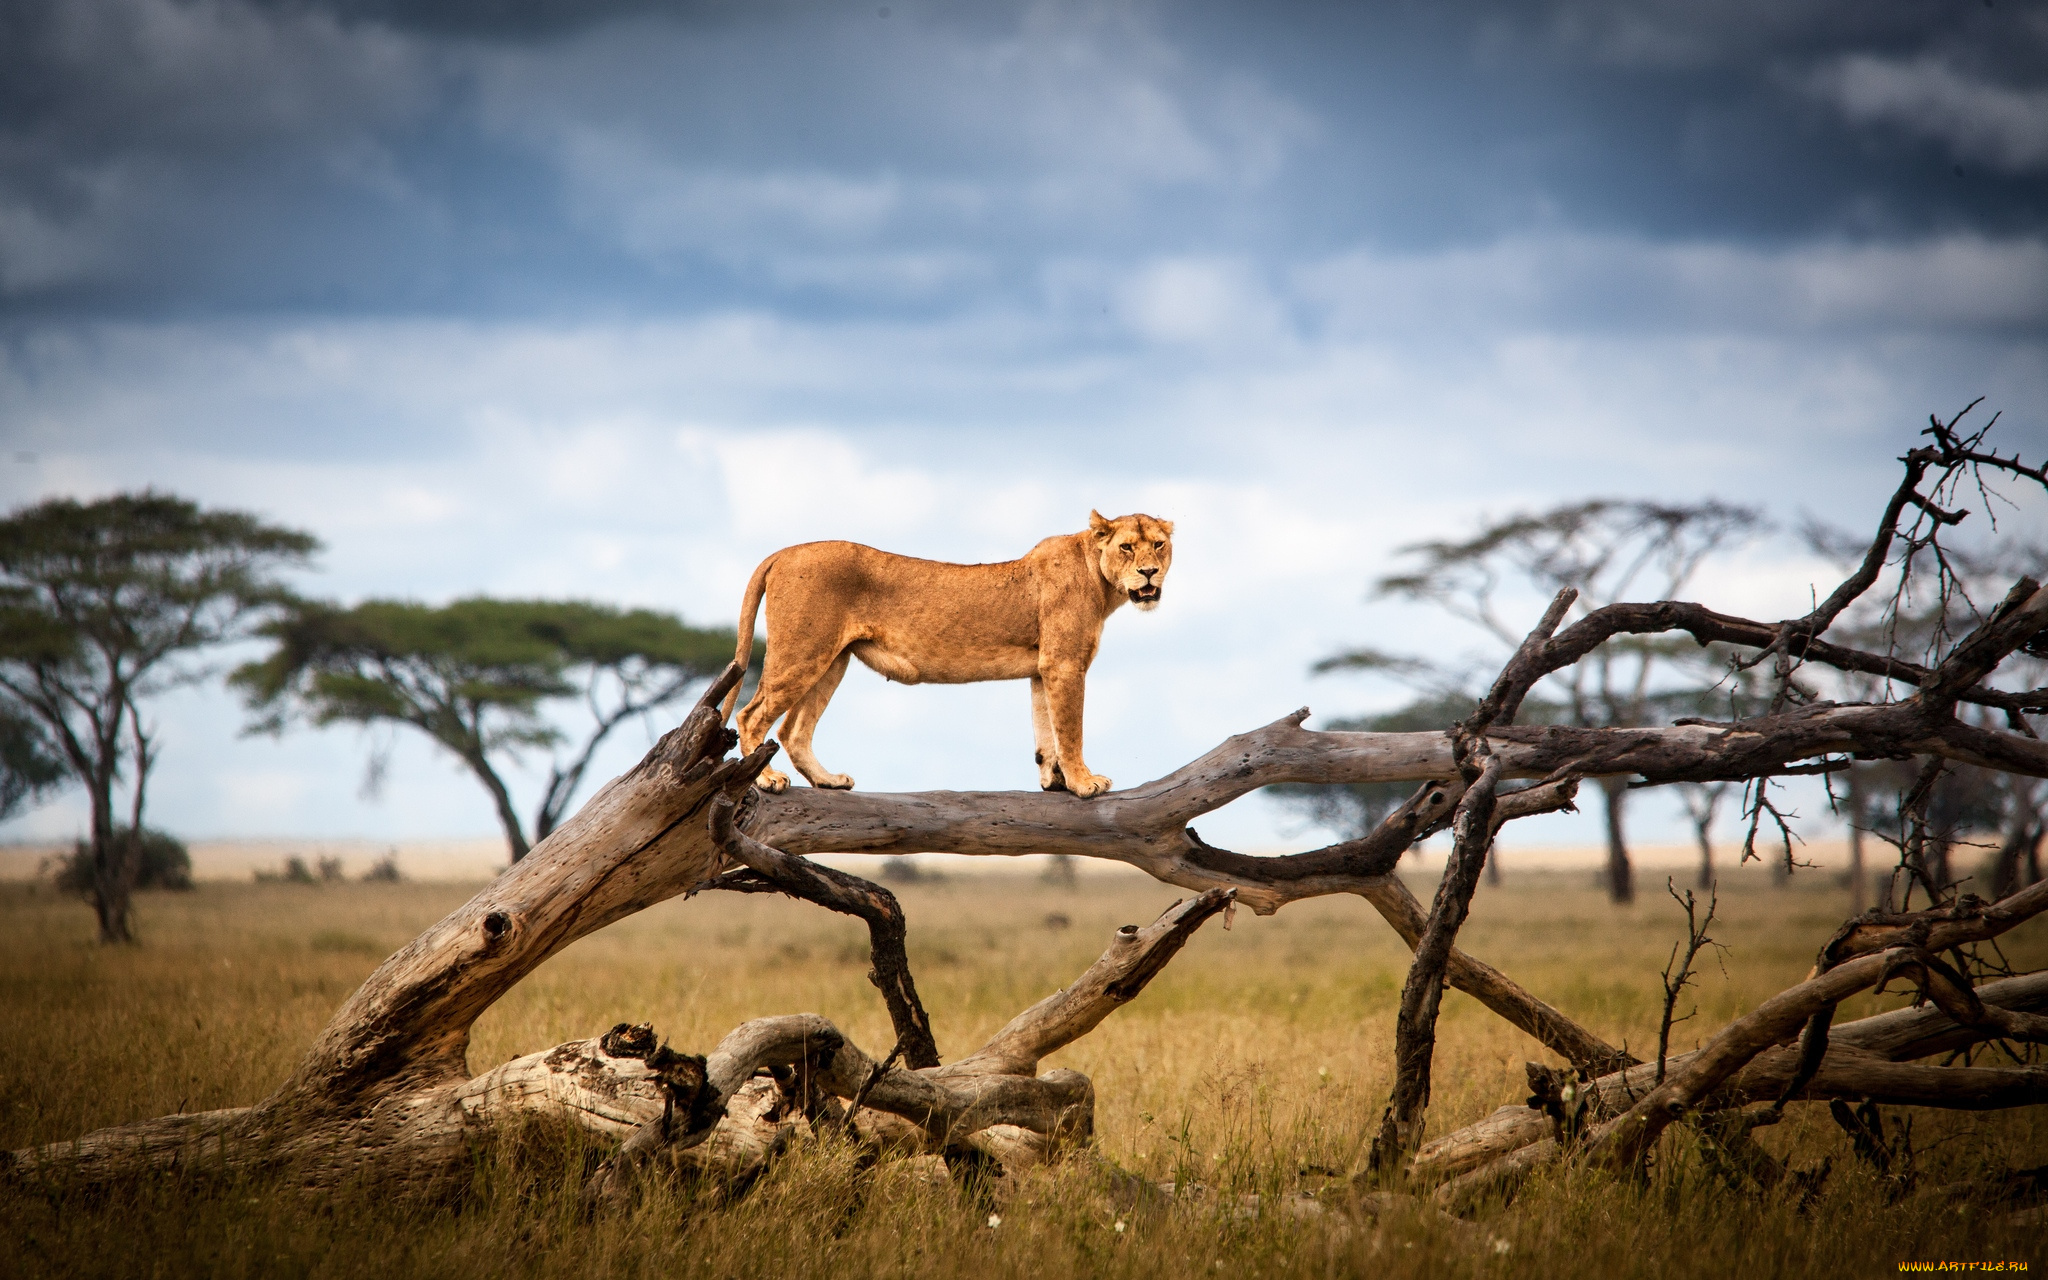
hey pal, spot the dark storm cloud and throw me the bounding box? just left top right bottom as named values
left=0, top=0, right=2041, bottom=321
left=252, top=0, right=789, bottom=40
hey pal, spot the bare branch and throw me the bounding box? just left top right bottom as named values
left=1367, top=751, right=1506, bottom=1173
left=703, top=793, right=940, bottom=1070
left=1656, top=880, right=1723, bottom=1085
left=944, top=889, right=1235, bottom=1077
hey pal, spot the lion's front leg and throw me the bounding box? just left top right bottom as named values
left=1030, top=676, right=1067, bottom=791
left=1038, top=663, right=1110, bottom=798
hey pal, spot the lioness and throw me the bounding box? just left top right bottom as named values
left=724, top=510, right=1174, bottom=797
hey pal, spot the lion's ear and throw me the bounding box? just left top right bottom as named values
left=1088, top=510, right=1113, bottom=539
left=1158, top=519, right=1175, bottom=537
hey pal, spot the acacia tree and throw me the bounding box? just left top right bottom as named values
left=0, top=695, right=67, bottom=821
left=1368, top=500, right=1761, bottom=902
left=0, top=492, right=317, bottom=942
left=233, top=598, right=742, bottom=862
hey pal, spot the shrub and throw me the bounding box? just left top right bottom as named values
left=47, top=827, right=194, bottom=895
left=878, top=856, right=939, bottom=885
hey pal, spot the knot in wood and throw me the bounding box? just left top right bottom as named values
left=600, top=1022, right=659, bottom=1059
left=481, top=911, right=512, bottom=944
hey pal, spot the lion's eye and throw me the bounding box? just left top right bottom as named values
left=1153, top=541, right=1164, bottom=549
left=1120, top=543, right=1134, bottom=553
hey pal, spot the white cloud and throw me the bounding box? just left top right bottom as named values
left=1809, top=55, right=2048, bottom=174
left=695, top=428, right=946, bottom=543
left=1116, top=258, right=1289, bottom=347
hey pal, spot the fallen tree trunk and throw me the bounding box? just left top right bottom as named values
left=10, top=666, right=766, bottom=1193
left=5, top=658, right=1234, bottom=1198
left=585, top=885, right=1239, bottom=1197
left=1413, top=969, right=2048, bottom=1188
left=1406, top=876, right=2048, bottom=1210
left=4, top=670, right=1220, bottom=1194
left=744, top=573, right=2048, bottom=892
left=745, top=693, right=2048, bottom=893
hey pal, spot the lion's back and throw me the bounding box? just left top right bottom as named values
left=761, top=538, right=1056, bottom=660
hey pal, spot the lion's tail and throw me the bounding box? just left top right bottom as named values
left=724, top=554, right=774, bottom=721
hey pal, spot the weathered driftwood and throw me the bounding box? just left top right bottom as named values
left=751, top=734, right=1624, bottom=1067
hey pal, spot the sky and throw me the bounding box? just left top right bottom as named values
left=2, top=0, right=2045, bottom=860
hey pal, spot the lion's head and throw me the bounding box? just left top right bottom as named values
left=1088, top=510, right=1175, bottom=611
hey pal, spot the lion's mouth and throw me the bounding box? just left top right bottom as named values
left=1129, top=585, right=1162, bottom=604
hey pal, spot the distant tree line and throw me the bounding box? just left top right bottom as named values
left=0, top=490, right=750, bottom=944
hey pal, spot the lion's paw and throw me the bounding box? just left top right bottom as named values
left=812, top=773, right=855, bottom=790
left=755, top=767, right=791, bottom=794
left=1039, top=760, right=1067, bottom=792
left=1068, top=772, right=1112, bottom=798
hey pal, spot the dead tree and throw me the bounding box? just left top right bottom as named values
left=3, top=666, right=1235, bottom=1198
left=9, top=411, right=2047, bottom=1217
left=1416, top=882, right=2048, bottom=1209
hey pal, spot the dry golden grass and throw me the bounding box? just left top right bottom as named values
left=2, top=861, right=2043, bottom=1278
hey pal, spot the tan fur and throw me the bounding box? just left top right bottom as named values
left=725, top=511, right=1174, bottom=797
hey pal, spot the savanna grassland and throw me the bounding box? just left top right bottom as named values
left=2, top=860, right=2043, bottom=1279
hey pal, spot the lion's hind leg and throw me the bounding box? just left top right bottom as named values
left=780, top=649, right=855, bottom=790
left=738, top=644, right=846, bottom=794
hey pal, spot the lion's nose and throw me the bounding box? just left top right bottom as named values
left=1139, top=567, right=1159, bottom=579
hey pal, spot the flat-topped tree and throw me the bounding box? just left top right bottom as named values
left=0, top=694, right=67, bottom=822
left=0, top=491, right=317, bottom=943
left=233, top=597, right=745, bottom=862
